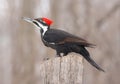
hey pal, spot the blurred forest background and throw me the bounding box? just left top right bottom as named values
left=0, top=0, right=120, bottom=84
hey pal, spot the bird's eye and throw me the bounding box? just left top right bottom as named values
left=42, top=21, right=46, bottom=24
left=39, top=19, right=43, bottom=22
left=41, top=21, right=47, bottom=26
left=39, top=19, right=47, bottom=26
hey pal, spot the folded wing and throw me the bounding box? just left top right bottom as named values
left=43, top=29, right=95, bottom=47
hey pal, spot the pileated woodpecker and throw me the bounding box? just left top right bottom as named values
left=23, top=17, right=104, bottom=72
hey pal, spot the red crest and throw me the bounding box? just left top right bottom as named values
left=42, top=17, right=53, bottom=26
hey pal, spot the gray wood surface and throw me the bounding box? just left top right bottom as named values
left=39, top=55, right=83, bottom=84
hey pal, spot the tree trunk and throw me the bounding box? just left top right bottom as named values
left=39, top=55, right=83, bottom=84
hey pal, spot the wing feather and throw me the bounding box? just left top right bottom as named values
left=57, top=37, right=95, bottom=47
left=43, top=29, right=95, bottom=47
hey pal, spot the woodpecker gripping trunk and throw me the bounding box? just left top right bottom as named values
left=23, top=17, right=105, bottom=72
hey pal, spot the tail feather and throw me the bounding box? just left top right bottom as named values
left=79, top=47, right=105, bottom=72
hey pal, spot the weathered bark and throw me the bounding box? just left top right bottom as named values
left=39, top=55, right=83, bottom=84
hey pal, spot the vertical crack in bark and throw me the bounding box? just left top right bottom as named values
left=59, top=57, right=62, bottom=84
left=69, top=55, right=72, bottom=84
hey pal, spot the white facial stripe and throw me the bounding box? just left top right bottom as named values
left=33, top=20, right=48, bottom=35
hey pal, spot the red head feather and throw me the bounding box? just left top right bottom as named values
left=42, top=17, right=53, bottom=26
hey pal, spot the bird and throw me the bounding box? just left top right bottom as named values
left=23, top=17, right=104, bottom=72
